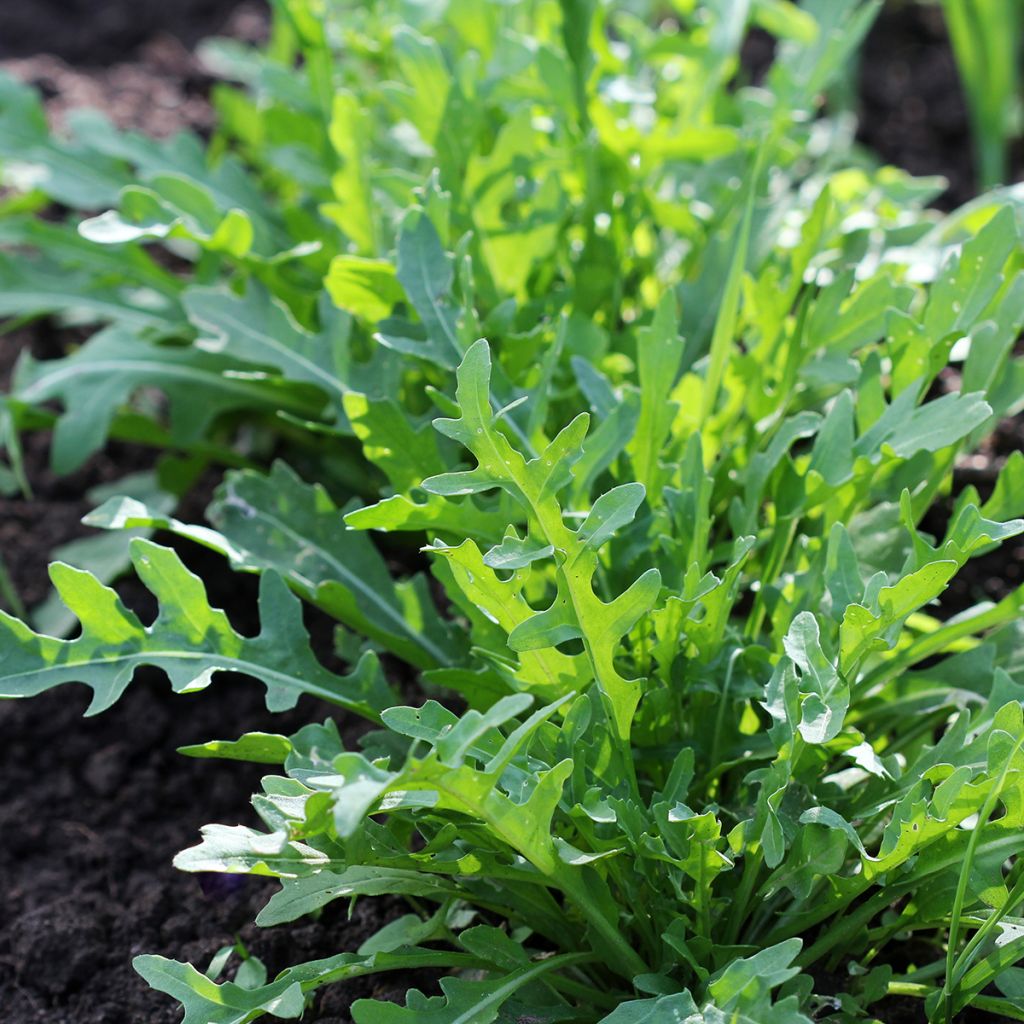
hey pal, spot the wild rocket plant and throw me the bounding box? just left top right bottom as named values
left=2, top=1, right=1024, bottom=1022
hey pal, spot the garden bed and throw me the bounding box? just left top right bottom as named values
left=0, top=3, right=1021, bottom=1022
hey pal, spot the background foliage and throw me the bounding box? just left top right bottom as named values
left=2, top=1, right=1024, bottom=1022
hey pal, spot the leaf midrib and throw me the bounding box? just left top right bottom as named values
left=236, top=502, right=447, bottom=666
left=18, top=358, right=293, bottom=405
left=3, top=647, right=363, bottom=710
left=191, top=302, right=343, bottom=396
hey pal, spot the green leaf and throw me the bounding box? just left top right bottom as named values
left=429, top=538, right=590, bottom=700
left=701, top=147, right=762, bottom=420
left=386, top=26, right=451, bottom=147
left=482, top=530, right=555, bottom=571
left=137, top=947, right=477, bottom=1024
left=79, top=178, right=259, bottom=259
left=597, top=992, right=700, bottom=1023
left=628, top=294, right=683, bottom=497
left=806, top=272, right=913, bottom=356
left=343, top=392, right=445, bottom=492
left=924, top=205, right=1018, bottom=339
left=185, top=284, right=349, bottom=417
left=173, top=823, right=334, bottom=878
left=0, top=252, right=180, bottom=332
left=853, top=388, right=991, bottom=462
left=423, top=340, right=661, bottom=739
left=839, top=560, right=958, bottom=672
left=13, top=327, right=320, bottom=473
left=707, top=939, right=804, bottom=1013
left=0, top=74, right=129, bottom=207
left=133, top=956, right=304, bottom=1024
left=378, top=206, right=461, bottom=368
left=258, top=867, right=463, bottom=926
left=32, top=470, right=174, bottom=637
left=351, top=952, right=589, bottom=1024
left=325, top=256, right=404, bottom=323
left=88, top=462, right=456, bottom=669
left=0, top=539, right=393, bottom=717
left=323, top=89, right=376, bottom=253
left=345, top=492, right=508, bottom=544
left=576, top=483, right=647, bottom=553
left=178, top=733, right=292, bottom=764
left=751, top=0, right=818, bottom=44
left=982, top=452, right=1024, bottom=523
left=783, top=613, right=848, bottom=744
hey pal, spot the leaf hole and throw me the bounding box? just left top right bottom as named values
left=555, top=637, right=585, bottom=656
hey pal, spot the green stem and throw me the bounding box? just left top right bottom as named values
left=937, top=729, right=1024, bottom=1023
left=746, top=515, right=798, bottom=640
left=702, top=144, right=764, bottom=423
left=707, top=648, right=743, bottom=798
left=724, top=848, right=763, bottom=946
left=890, top=981, right=1024, bottom=1023
left=0, top=552, right=26, bottom=620
left=952, top=877, right=1024, bottom=991
left=858, top=584, right=1024, bottom=693
left=557, top=869, right=650, bottom=981
left=797, top=890, right=891, bottom=968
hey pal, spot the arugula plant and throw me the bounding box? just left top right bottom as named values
left=4, top=1, right=1024, bottom=1022
left=0, top=0, right=946, bottom=482
left=0, top=0, right=965, bottom=630
left=0, top=0, right=914, bottom=625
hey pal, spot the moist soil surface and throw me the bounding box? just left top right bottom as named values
left=0, top=0, right=265, bottom=67
left=858, top=1, right=1024, bottom=210
left=0, top=4, right=1022, bottom=1024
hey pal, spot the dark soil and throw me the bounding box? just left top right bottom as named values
left=858, top=2, right=1024, bottom=209
left=932, top=414, right=1024, bottom=617
left=0, top=671, right=422, bottom=1024
left=0, top=0, right=266, bottom=67
left=0, top=3, right=1022, bottom=1024
left=0, top=5, right=267, bottom=139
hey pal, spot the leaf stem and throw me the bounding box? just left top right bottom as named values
left=723, top=847, right=763, bottom=946
left=937, top=729, right=1024, bottom=1022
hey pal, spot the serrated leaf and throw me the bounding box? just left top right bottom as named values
left=482, top=531, right=555, bottom=570
left=343, top=392, right=445, bottom=492
left=924, top=205, right=1018, bottom=339
left=344, top=493, right=507, bottom=544
left=576, top=483, right=647, bottom=553
left=422, top=340, right=662, bottom=739
left=0, top=252, right=180, bottom=332
left=0, top=539, right=393, bottom=717
left=173, top=824, right=333, bottom=878
left=707, top=939, right=803, bottom=1012
left=88, top=462, right=456, bottom=669
left=783, top=612, right=848, bottom=744
left=596, top=992, right=700, bottom=1023
left=258, top=867, right=463, bottom=926
left=79, top=177, right=260, bottom=259
left=627, top=294, right=683, bottom=498
left=32, top=470, right=174, bottom=637
left=853, top=387, right=991, bottom=462
left=839, top=560, right=958, bottom=671
left=351, top=952, right=588, bottom=1024
left=377, top=206, right=461, bottom=368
